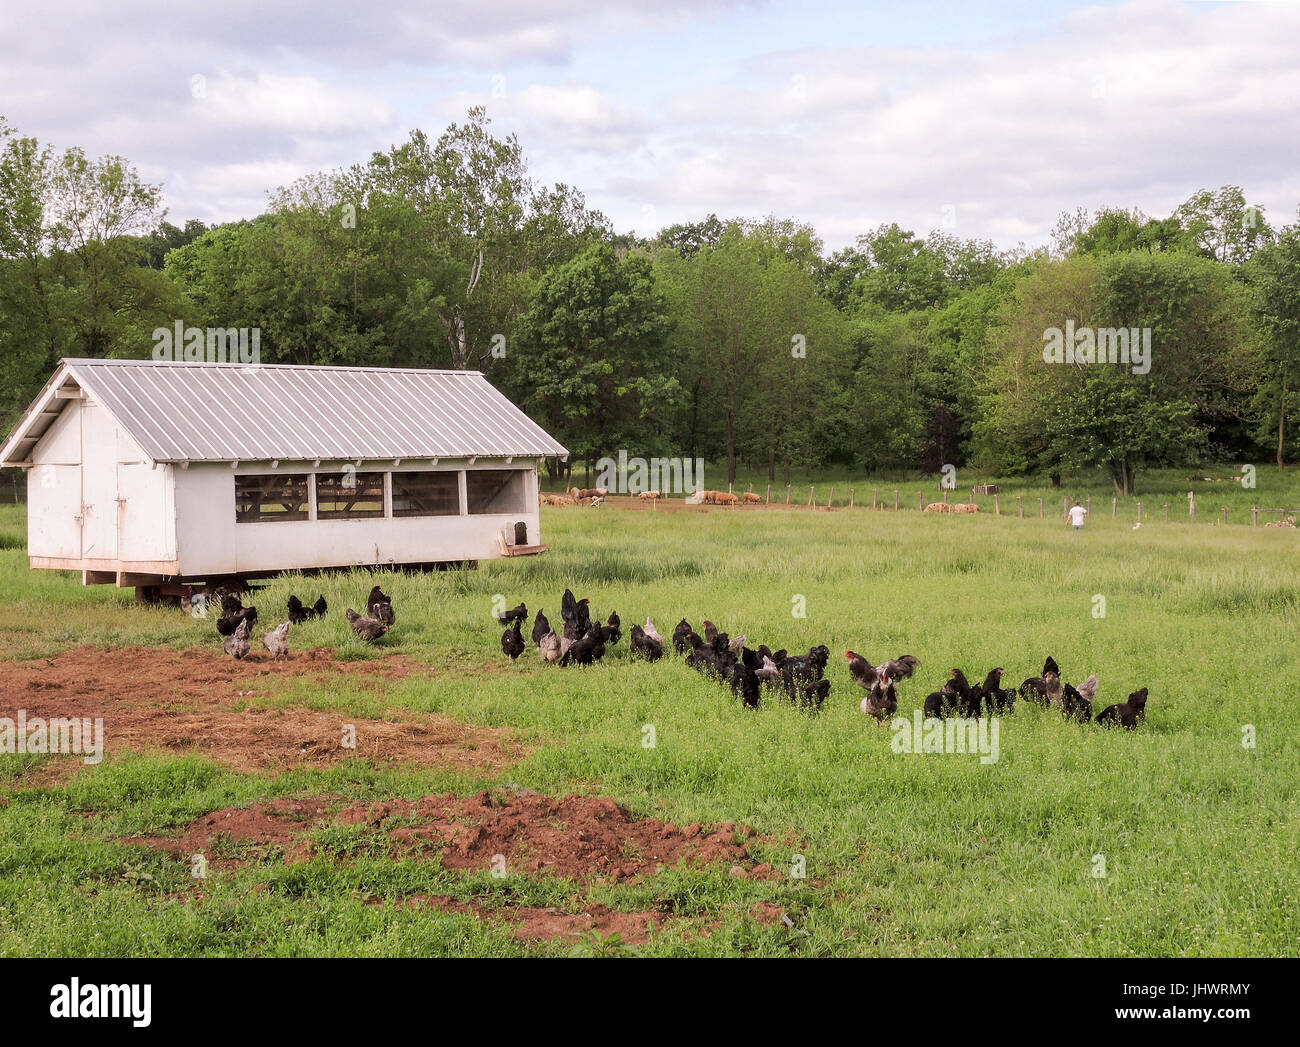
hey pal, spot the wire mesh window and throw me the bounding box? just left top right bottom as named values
left=235, top=474, right=309, bottom=522
left=316, top=472, right=386, bottom=519
left=392, top=471, right=460, bottom=517
left=466, top=469, right=528, bottom=515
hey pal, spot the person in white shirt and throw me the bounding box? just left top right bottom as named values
left=1067, top=500, right=1088, bottom=530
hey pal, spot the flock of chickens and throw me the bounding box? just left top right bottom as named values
left=496, top=593, right=1151, bottom=729
left=213, top=581, right=1150, bottom=730
left=214, top=585, right=396, bottom=659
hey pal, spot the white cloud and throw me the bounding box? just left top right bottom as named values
left=0, top=0, right=1296, bottom=249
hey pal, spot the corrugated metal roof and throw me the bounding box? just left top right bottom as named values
left=0, top=359, right=568, bottom=465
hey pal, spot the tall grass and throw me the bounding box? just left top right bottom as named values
left=0, top=486, right=1297, bottom=956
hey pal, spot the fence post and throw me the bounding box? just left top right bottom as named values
left=1137, top=501, right=1142, bottom=522
left=1252, top=506, right=1258, bottom=527
left=808, top=486, right=814, bottom=508
left=1018, top=495, right=1024, bottom=518
left=919, top=491, right=924, bottom=511
left=786, top=484, right=791, bottom=505
left=1164, top=503, right=1169, bottom=522
left=873, top=488, right=878, bottom=510
left=850, top=488, right=855, bottom=509
left=729, top=481, right=733, bottom=495
left=944, top=488, right=949, bottom=505
left=995, top=492, right=1000, bottom=516
left=827, top=488, right=834, bottom=509
left=894, top=490, right=900, bottom=511
left=1087, top=497, right=1092, bottom=515
left=1112, top=497, right=1117, bottom=518
left=1188, top=491, right=1196, bottom=522
left=1222, top=507, right=1228, bottom=525
left=1039, top=497, right=1043, bottom=518
left=1063, top=496, right=1068, bottom=517
left=766, top=484, right=771, bottom=504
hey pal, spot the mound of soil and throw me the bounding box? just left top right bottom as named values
left=130, top=789, right=774, bottom=884
left=0, top=646, right=525, bottom=777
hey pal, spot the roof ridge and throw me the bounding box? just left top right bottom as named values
left=62, top=358, right=484, bottom=377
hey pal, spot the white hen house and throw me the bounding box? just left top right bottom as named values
left=0, top=359, right=568, bottom=595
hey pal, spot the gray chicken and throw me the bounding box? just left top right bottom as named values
left=263, top=621, right=290, bottom=659
left=224, top=617, right=251, bottom=660
left=346, top=607, right=388, bottom=642
left=538, top=630, right=560, bottom=663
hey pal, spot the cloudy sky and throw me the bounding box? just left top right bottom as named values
left=2, top=0, right=1297, bottom=251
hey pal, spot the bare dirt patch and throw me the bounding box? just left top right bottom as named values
left=394, top=895, right=669, bottom=945
left=0, top=646, right=526, bottom=778
left=129, top=788, right=774, bottom=884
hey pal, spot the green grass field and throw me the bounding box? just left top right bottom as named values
left=1, top=473, right=1298, bottom=957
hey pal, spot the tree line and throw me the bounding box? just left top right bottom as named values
left=2, top=109, right=1298, bottom=493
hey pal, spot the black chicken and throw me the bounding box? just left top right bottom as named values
left=847, top=651, right=919, bottom=720
left=1095, top=687, right=1149, bottom=729
left=981, top=667, right=1016, bottom=714
left=629, top=624, right=664, bottom=661
left=501, top=619, right=525, bottom=660
left=672, top=619, right=694, bottom=654
left=497, top=601, right=528, bottom=627
left=217, top=606, right=258, bottom=636
left=531, top=609, right=551, bottom=647
left=560, top=589, right=591, bottom=641
left=802, top=678, right=831, bottom=710
left=559, top=626, right=606, bottom=666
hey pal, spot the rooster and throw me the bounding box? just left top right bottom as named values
left=847, top=652, right=919, bottom=720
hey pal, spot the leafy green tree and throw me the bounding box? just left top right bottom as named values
left=1175, top=185, right=1275, bottom=265
left=1247, top=217, right=1300, bottom=467
left=515, top=243, right=675, bottom=476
